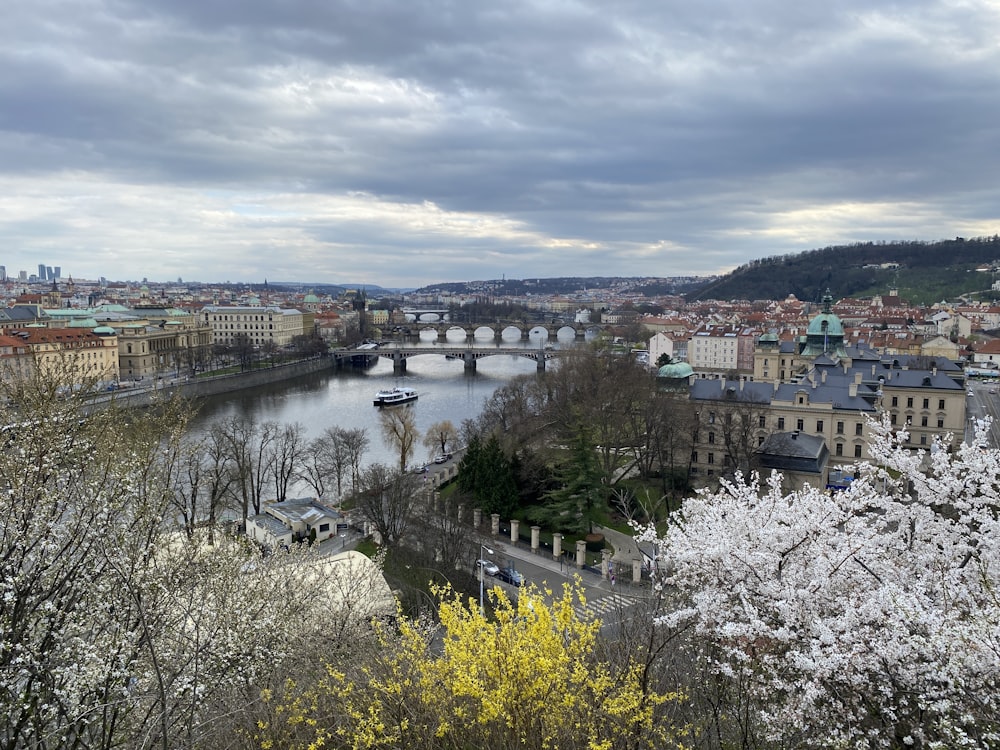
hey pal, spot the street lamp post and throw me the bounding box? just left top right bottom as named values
left=480, top=543, right=494, bottom=616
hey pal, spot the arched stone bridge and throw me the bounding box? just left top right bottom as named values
left=331, top=346, right=568, bottom=373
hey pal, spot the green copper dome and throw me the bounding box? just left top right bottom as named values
left=801, top=290, right=846, bottom=357
left=657, top=361, right=694, bottom=379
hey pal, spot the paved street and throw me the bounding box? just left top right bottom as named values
left=480, top=525, right=653, bottom=624
left=964, top=379, right=1000, bottom=446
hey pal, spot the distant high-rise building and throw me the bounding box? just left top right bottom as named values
left=18, top=270, right=27, bottom=282
left=0, top=266, right=6, bottom=282
left=53, top=266, right=61, bottom=279
left=46, top=266, right=54, bottom=281
left=38, top=263, right=46, bottom=280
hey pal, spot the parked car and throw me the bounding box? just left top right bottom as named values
left=433, top=452, right=453, bottom=464
left=410, top=463, right=428, bottom=474
left=476, top=559, right=499, bottom=576
left=497, top=567, right=524, bottom=586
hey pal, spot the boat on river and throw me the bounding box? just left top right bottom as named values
left=373, top=386, right=418, bottom=406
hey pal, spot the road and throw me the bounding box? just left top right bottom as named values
left=964, top=379, right=1000, bottom=446
left=480, top=535, right=652, bottom=625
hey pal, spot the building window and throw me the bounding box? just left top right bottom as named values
left=836, top=443, right=843, bottom=456
left=708, top=453, right=714, bottom=465
left=708, top=412, right=716, bottom=424
left=816, top=420, right=824, bottom=433
left=319, top=523, right=330, bottom=533
left=796, top=418, right=804, bottom=431
left=907, top=397, right=913, bottom=408
left=921, top=416, right=928, bottom=427
left=778, top=417, right=785, bottom=429
left=855, top=423, right=863, bottom=436
left=759, top=415, right=766, bottom=428
left=891, top=413, right=897, bottom=424
left=937, top=418, right=944, bottom=428
left=836, top=421, right=844, bottom=434
left=920, top=435, right=927, bottom=445
left=939, top=399, right=945, bottom=410
left=708, top=432, right=715, bottom=444
left=691, top=451, right=698, bottom=463
left=922, top=398, right=929, bottom=409
left=855, top=445, right=863, bottom=458
left=891, top=396, right=898, bottom=407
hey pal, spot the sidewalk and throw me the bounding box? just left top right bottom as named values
left=491, top=523, right=649, bottom=594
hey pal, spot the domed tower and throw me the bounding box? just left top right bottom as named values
left=800, top=290, right=846, bottom=359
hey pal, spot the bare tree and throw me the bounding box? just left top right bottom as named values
left=218, top=415, right=279, bottom=519
left=380, top=406, right=419, bottom=472
left=271, top=421, right=307, bottom=500
left=422, top=419, right=458, bottom=459
left=339, top=426, right=370, bottom=495
left=351, top=463, right=423, bottom=547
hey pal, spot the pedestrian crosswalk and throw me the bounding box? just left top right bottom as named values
left=573, top=592, right=638, bottom=622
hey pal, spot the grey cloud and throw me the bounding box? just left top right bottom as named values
left=0, top=0, right=998, bottom=286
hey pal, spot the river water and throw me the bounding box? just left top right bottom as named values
left=188, top=328, right=584, bottom=472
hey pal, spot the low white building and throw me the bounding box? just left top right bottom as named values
left=245, top=497, right=347, bottom=549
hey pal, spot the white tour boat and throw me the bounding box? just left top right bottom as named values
left=373, top=386, right=418, bottom=406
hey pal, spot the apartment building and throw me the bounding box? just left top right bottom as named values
left=689, top=353, right=966, bottom=484
left=688, top=324, right=756, bottom=375
left=0, top=327, right=119, bottom=387
left=200, top=305, right=305, bottom=347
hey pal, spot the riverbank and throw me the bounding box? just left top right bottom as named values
left=95, top=356, right=331, bottom=408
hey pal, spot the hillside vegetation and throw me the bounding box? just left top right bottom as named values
left=688, top=235, right=1000, bottom=304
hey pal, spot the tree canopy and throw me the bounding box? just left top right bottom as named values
left=642, top=418, right=1000, bottom=748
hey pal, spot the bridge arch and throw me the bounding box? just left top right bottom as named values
left=473, top=326, right=496, bottom=339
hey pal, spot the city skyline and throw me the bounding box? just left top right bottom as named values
left=2, top=1, right=999, bottom=287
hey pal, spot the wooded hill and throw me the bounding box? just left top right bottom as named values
left=687, top=236, right=1000, bottom=304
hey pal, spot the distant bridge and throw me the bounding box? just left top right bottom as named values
left=389, top=323, right=594, bottom=338
left=331, top=346, right=569, bottom=373
left=400, top=308, right=451, bottom=322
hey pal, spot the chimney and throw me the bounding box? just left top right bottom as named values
left=773, top=379, right=780, bottom=393
left=739, top=379, right=745, bottom=391
left=854, top=372, right=863, bottom=385
left=821, top=370, right=827, bottom=384
left=849, top=383, right=858, bottom=398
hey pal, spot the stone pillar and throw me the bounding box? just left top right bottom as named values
left=552, top=532, right=563, bottom=561
left=473, top=508, right=482, bottom=528
left=632, top=558, right=642, bottom=584
left=392, top=351, right=406, bottom=373
left=432, top=492, right=441, bottom=514
left=456, top=503, right=464, bottom=523
left=463, top=352, right=477, bottom=372
left=601, top=549, right=612, bottom=579
left=530, top=525, right=540, bottom=554
left=510, top=519, right=519, bottom=545
left=536, top=354, right=546, bottom=372
left=491, top=513, right=500, bottom=537
left=575, top=539, right=586, bottom=568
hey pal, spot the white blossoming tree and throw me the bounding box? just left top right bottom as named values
left=0, top=378, right=381, bottom=749
left=639, top=417, right=1000, bottom=748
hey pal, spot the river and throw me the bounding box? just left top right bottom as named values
left=187, top=328, right=585, bottom=473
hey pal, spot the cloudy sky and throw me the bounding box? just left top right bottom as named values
left=2, top=0, right=999, bottom=288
